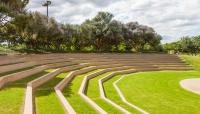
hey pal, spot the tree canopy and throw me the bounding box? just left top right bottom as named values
left=0, top=1, right=162, bottom=53
left=163, top=35, right=200, bottom=55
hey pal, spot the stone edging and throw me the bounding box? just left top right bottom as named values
left=54, top=66, right=98, bottom=114
left=99, top=69, right=137, bottom=114
left=78, top=66, right=138, bottom=114
left=113, top=75, right=149, bottom=114
left=0, top=62, right=37, bottom=74
left=23, top=64, right=91, bottom=114
left=99, top=69, right=161, bottom=114
left=0, top=65, right=49, bottom=89
left=79, top=69, right=108, bottom=114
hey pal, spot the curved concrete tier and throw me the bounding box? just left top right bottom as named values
left=0, top=53, right=193, bottom=114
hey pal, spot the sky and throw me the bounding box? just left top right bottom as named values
left=27, top=0, right=200, bottom=43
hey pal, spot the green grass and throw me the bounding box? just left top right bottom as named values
left=63, top=70, right=100, bottom=114
left=86, top=72, right=124, bottom=114
left=180, top=55, right=200, bottom=70
left=102, top=55, right=200, bottom=114
left=0, top=70, right=51, bottom=114
left=103, top=75, right=142, bottom=114
left=117, top=71, right=200, bottom=114
left=35, top=72, right=69, bottom=114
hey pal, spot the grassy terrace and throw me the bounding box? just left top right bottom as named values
left=63, top=69, right=101, bottom=114
left=103, top=75, right=142, bottom=114
left=0, top=69, right=52, bottom=114
left=35, top=72, right=69, bottom=114
left=86, top=72, right=124, bottom=114
left=181, top=55, right=200, bottom=70
left=117, top=71, right=200, bottom=114
left=111, top=55, right=200, bottom=114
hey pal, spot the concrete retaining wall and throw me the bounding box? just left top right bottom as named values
left=24, top=64, right=93, bottom=114
left=0, top=65, right=49, bottom=89
left=0, top=62, right=37, bottom=74
left=54, top=66, right=98, bottom=114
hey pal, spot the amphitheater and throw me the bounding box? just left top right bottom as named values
left=0, top=53, right=194, bottom=114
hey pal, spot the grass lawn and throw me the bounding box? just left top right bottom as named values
left=0, top=70, right=51, bottom=114
left=114, top=55, right=200, bottom=114
left=86, top=72, right=124, bottom=114
left=63, top=70, right=101, bottom=114
left=35, top=72, right=69, bottom=114
left=103, top=75, right=142, bottom=114
left=180, top=55, right=200, bottom=70
left=117, top=71, right=200, bottom=114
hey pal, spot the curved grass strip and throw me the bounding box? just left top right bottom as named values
left=113, top=75, right=149, bottom=114
left=103, top=75, right=143, bottom=114
left=86, top=72, right=124, bottom=114
left=35, top=72, right=69, bottom=114
left=99, top=70, right=138, bottom=114
left=0, top=70, right=51, bottom=114
left=24, top=64, right=90, bottom=114
left=63, top=70, right=101, bottom=114
left=117, top=71, right=200, bottom=114
left=79, top=69, right=108, bottom=114
left=54, top=66, right=98, bottom=114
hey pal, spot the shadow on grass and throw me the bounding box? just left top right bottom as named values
left=35, top=76, right=73, bottom=97
left=62, top=82, right=73, bottom=97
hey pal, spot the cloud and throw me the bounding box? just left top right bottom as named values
left=26, top=0, right=200, bottom=43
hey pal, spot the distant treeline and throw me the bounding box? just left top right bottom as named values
left=163, top=35, right=200, bottom=55
left=0, top=0, right=162, bottom=52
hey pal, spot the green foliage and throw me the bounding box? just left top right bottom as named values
left=1, top=5, right=162, bottom=53
left=181, top=55, right=200, bottom=70
left=163, top=35, right=200, bottom=55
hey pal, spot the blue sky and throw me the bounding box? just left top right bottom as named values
left=27, top=0, right=200, bottom=43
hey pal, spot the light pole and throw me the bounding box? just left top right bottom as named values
left=42, top=0, right=51, bottom=22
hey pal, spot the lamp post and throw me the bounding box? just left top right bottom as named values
left=42, top=0, right=51, bottom=22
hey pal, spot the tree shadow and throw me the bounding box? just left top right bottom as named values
left=34, top=76, right=73, bottom=97
left=62, top=82, right=73, bottom=97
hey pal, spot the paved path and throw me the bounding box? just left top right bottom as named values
left=180, top=78, right=200, bottom=95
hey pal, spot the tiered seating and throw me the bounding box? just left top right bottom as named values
left=0, top=54, right=192, bottom=114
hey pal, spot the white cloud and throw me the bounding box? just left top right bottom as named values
left=26, top=0, right=200, bottom=43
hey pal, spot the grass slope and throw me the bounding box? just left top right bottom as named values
left=0, top=70, right=51, bottom=114
left=104, top=55, right=200, bottom=114
left=103, top=75, right=142, bottom=114
left=63, top=70, right=101, bottom=114
left=180, top=55, right=200, bottom=70
left=35, top=72, right=69, bottom=114
left=117, top=71, right=200, bottom=114
left=86, top=72, right=124, bottom=114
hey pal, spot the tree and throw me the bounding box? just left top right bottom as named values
left=104, top=20, right=123, bottom=51
left=1, top=10, right=162, bottom=52
left=164, top=35, right=200, bottom=55
left=123, top=22, right=161, bottom=51
left=0, top=0, right=29, bottom=44
left=86, top=12, right=114, bottom=51
left=0, top=0, right=29, bottom=26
